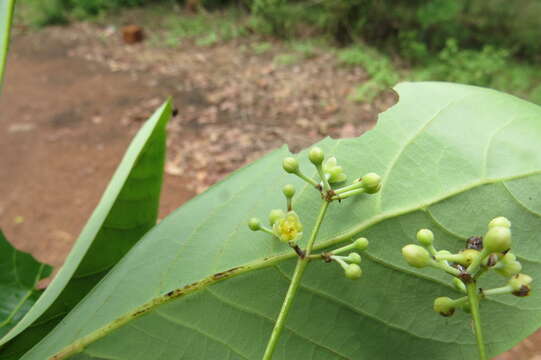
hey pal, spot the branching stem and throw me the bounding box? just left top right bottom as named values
left=466, top=281, right=487, bottom=360
left=262, top=201, right=329, bottom=360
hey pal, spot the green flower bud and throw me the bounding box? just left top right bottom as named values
left=433, top=297, right=455, bottom=317
left=361, top=173, right=381, bottom=194
left=354, top=237, right=369, bottom=251
left=496, top=260, right=522, bottom=277
left=484, top=226, right=512, bottom=253
left=268, top=209, right=285, bottom=226
left=452, top=278, right=466, bottom=293
left=508, top=273, right=532, bottom=297
left=461, top=249, right=481, bottom=267
left=436, top=249, right=452, bottom=257
left=282, top=184, right=295, bottom=198
left=461, top=302, right=471, bottom=314
left=308, top=146, right=324, bottom=165
left=282, top=157, right=299, bottom=173
left=488, top=216, right=511, bottom=229
left=273, top=211, right=303, bottom=244
left=346, top=252, right=362, bottom=264
left=402, top=244, right=431, bottom=268
left=501, top=252, right=517, bottom=264
left=323, top=157, right=347, bottom=183
left=248, top=218, right=261, bottom=231
left=416, top=229, right=434, bottom=246
left=344, top=264, right=362, bottom=280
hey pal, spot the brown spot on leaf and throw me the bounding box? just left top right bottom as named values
left=212, top=267, right=242, bottom=280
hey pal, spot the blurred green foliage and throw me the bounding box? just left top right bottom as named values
left=16, top=0, right=541, bottom=104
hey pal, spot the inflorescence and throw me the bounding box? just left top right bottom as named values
left=402, top=217, right=533, bottom=317
left=248, top=146, right=382, bottom=279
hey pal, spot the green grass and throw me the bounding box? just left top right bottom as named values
left=273, top=53, right=300, bottom=66
left=337, top=45, right=401, bottom=102
left=151, top=9, right=246, bottom=48
left=251, top=42, right=273, bottom=55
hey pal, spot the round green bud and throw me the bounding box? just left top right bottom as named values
left=353, top=237, right=369, bottom=251
left=501, top=252, right=517, bottom=264
left=508, top=273, right=533, bottom=297
left=497, top=260, right=522, bottom=277
left=402, top=244, right=431, bottom=268
left=346, top=252, right=362, bottom=265
left=436, top=249, right=452, bottom=257
left=461, top=249, right=481, bottom=267
left=416, top=229, right=434, bottom=246
left=308, top=147, right=324, bottom=165
left=361, top=173, right=382, bottom=194
left=282, top=184, right=295, bottom=198
left=268, top=209, right=285, bottom=226
left=248, top=218, right=261, bottom=231
left=327, top=166, right=347, bottom=183
left=433, top=297, right=455, bottom=317
left=488, top=216, right=511, bottom=229
left=344, top=264, right=362, bottom=280
left=461, top=302, right=471, bottom=314
left=484, top=226, right=512, bottom=253
left=282, top=157, right=299, bottom=173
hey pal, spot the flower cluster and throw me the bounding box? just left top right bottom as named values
left=282, top=146, right=381, bottom=201
left=248, top=146, right=382, bottom=268
left=321, top=238, right=369, bottom=280
left=402, top=217, right=532, bottom=317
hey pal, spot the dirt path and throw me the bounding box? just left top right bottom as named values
left=0, top=20, right=538, bottom=359
left=0, top=30, right=193, bottom=267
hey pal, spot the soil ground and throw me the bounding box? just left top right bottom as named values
left=0, top=13, right=538, bottom=359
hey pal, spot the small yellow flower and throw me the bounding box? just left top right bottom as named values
left=273, top=211, right=303, bottom=244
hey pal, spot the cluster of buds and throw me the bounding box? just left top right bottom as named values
left=316, top=237, right=369, bottom=280
left=282, top=146, right=382, bottom=202
left=248, top=146, right=381, bottom=270
left=401, top=217, right=533, bottom=317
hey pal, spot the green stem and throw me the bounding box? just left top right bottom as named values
left=332, top=188, right=365, bottom=200
left=294, top=171, right=319, bottom=187
left=482, top=285, right=512, bottom=297
left=315, top=165, right=331, bottom=192
left=466, top=248, right=489, bottom=276
left=334, top=181, right=363, bottom=194
left=466, top=281, right=487, bottom=360
left=260, top=226, right=275, bottom=237
left=429, top=259, right=460, bottom=276
left=262, top=201, right=329, bottom=360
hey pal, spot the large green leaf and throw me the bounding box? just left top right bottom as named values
left=0, top=102, right=172, bottom=359
left=0, top=231, right=52, bottom=338
left=0, top=0, right=15, bottom=92
left=21, top=83, right=541, bottom=360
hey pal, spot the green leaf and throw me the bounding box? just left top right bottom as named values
left=20, top=83, right=541, bottom=360
left=0, top=231, right=52, bottom=338
left=0, top=0, right=15, bottom=92
left=0, top=102, right=172, bottom=359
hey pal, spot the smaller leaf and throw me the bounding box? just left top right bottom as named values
left=0, top=231, right=52, bottom=338
left=0, top=0, right=16, bottom=92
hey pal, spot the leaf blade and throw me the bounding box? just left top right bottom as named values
left=0, top=102, right=172, bottom=359
left=21, top=83, right=541, bottom=360
left=0, top=231, right=52, bottom=339
left=0, top=0, right=15, bottom=92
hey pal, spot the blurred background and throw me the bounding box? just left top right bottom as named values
left=1, top=1, right=540, bottom=358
